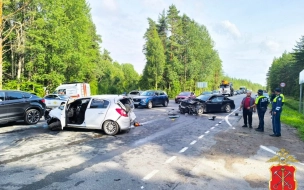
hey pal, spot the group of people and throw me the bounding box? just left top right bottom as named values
left=239, top=88, right=284, bottom=137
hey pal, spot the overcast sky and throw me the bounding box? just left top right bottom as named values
left=87, top=0, right=304, bottom=86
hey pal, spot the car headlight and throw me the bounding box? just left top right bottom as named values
left=141, top=99, right=147, bottom=103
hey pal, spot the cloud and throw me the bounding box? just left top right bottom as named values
left=101, top=0, right=117, bottom=11
left=213, top=20, right=241, bottom=40
left=259, top=39, right=280, bottom=53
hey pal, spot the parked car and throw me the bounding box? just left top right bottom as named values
left=179, top=94, right=235, bottom=114
left=233, top=91, right=238, bottom=95
left=128, top=90, right=143, bottom=98
left=132, top=90, right=169, bottom=108
left=0, top=90, right=46, bottom=125
left=44, top=94, right=69, bottom=109
left=175, top=91, right=196, bottom=103
left=47, top=95, right=136, bottom=135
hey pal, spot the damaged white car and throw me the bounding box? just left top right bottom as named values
left=47, top=95, right=136, bottom=135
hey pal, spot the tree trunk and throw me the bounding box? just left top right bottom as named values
left=11, top=42, right=14, bottom=78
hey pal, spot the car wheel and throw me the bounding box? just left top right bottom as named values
left=196, top=106, right=204, bottom=115
left=224, top=104, right=231, bottom=113
left=147, top=101, right=153, bottom=109
left=25, top=109, right=41, bottom=125
left=163, top=100, right=168, bottom=107
left=49, top=121, right=62, bottom=131
left=103, top=120, right=120, bottom=135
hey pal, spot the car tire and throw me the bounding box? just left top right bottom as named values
left=25, top=109, right=41, bottom=125
left=163, top=100, right=168, bottom=107
left=103, top=120, right=120, bottom=135
left=224, top=104, right=231, bottom=113
left=49, top=121, right=62, bottom=131
left=196, top=106, right=204, bottom=115
left=147, top=101, right=153, bottom=109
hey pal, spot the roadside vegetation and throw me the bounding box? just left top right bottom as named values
left=281, top=97, right=304, bottom=140
left=1, top=2, right=262, bottom=97
left=267, top=36, right=304, bottom=99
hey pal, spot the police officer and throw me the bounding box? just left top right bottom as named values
left=270, top=88, right=283, bottom=137
left=270, top=90, right=276, bottom=103
left=254, top=89, right=269, bottom=132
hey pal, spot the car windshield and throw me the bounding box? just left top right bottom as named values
left=196, top=95, right=211, bottom=101
left=179, top=92, right=191, bottom=96
left=141, top=91, right=154, bottom=96
left=59, top=95, right=69, bottom=100
left=212, top=90, right=218, bottom=93
left=202, top=91, right=211, bottom=94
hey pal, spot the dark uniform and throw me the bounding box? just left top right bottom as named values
left=255, top=90, right=269, bottom=132
left=270, top=88, right=283, bottom=137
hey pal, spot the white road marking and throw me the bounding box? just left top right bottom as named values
left=260, top=145, right=276, bottom=154
left=205, top=131, right=210, bottom=134
left=215, top=124, right=219, bottom=126
left=198, top=135, right=204, bottom=139
left=260, top=145, right=304, bottom=166
left=224, top=109, right=238, bottom=127
left=179, top=147, right=188, bottom=153
left=190, top=140, right=197, bottom=145
left=165, top=156, right=177, bottom=164
left=142, top=170, right=159, bottom=180
left=211, top=127, right=215, bottom=130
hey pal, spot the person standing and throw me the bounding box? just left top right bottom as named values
left=239, top=91, right=255, bottom=128
left=270, top=90, right=276, bottom=103
left=270, top=88, right=283, bottom=137
left=254, top=89, right=269, bottom=132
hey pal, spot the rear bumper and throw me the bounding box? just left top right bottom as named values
left=116, top=113, right=136, bottom=130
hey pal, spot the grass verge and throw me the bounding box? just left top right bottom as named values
left=281, top=97, right=304, bottom=140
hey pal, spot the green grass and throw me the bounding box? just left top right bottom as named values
left=281, top=97, right=304, bottom=140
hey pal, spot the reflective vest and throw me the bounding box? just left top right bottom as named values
left=280, top=94, right=285, bottom=103
left=255, top=95, right=269, bottom=109
left=273, top=94, right=284, bottom=105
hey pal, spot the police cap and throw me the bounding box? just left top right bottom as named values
left=258, top=89, right=263, bottom=95
left=275, top=88, right=281, bottom=92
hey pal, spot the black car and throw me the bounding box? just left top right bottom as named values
left=0, top=90, right=46, bottom=125
left=179, top=94, right=235, bottom=114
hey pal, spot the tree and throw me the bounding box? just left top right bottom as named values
left=141, top=18, right=166, bottom=90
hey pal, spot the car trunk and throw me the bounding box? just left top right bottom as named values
left=116, top=97, right=136, bottom=121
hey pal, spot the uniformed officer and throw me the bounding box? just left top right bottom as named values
left=254, top=89, right=269, bottom=132
left=270, top=88, right=283, bottom=137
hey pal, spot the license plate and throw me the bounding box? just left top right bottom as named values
left=134, top=102, right=139, bottom=105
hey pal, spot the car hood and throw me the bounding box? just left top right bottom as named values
left=49, top=106, right=64, bottom=119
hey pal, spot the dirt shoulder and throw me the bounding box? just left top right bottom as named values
left=183, top=111, right=304, bottom=189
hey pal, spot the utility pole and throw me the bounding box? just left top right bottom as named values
left=0, top=0, right=3, bottom=90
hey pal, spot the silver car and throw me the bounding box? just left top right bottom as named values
left=47, top=95, right=136, bottom=135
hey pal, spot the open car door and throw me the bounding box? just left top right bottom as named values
left=60, top=98, right=75, bottom=129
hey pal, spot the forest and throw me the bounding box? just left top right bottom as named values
left=267, top=36, right=304, bottom=99
left=1, top=1, right=262, bottom=97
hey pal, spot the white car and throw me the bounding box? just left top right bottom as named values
left=44, top=94, right=69, bottom=109
left=47, top=95, right=136, bottom=135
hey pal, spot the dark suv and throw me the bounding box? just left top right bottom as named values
left=0, top=90, right=46, bottom=125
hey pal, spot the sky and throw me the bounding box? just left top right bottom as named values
left=87, top=0, right=304, bottom=86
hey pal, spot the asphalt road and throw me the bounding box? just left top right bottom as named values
left=0, top=94, right=246, bottom=190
